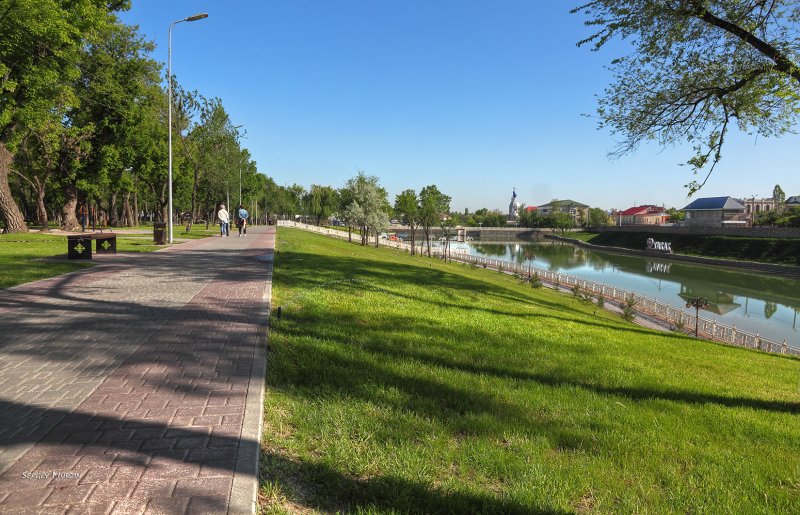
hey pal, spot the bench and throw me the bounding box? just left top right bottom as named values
left=67, top=233, right=117, bottom=259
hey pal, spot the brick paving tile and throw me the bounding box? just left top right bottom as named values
left=109, top=498, right=148, bottom=514
left=0, top=228, right=274, bottom=513
left=143, top=496, right=190, bottom=514
left=130, top=479, right=176, bottom=499
left=187, top=495, right=230, bottom=514
left=41, top=484, right=95, bottom=506
left=0, top=487, right=53, bottom=508
left=66, top=501, right=115, bottom=515
left=88, top=481, right=137, bottom=501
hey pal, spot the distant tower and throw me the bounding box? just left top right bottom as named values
left=508, top=188, right=520, bottom=221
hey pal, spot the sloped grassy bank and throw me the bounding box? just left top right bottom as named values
left=260, top=228, right=800, bottom=514
left=586, top=231, right=800, bottom=266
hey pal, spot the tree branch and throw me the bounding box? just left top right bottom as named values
left=688, top=3, right=800, bottom=84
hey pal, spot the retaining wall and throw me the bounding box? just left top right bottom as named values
left=594, top=225, right=800, bottom=239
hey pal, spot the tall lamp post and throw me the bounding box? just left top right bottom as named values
left=168, top=12, right=208, bottom=243
left=686, top=297, right=709, bottom=337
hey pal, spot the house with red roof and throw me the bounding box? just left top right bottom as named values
left=617, top=205, right=670, bottom=226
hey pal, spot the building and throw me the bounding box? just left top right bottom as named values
left=738, top=196, right=782, bottom=216
left=537, top=200, right=589, bottom=226
left=786, top=195, right=800, bottom=207
left=682, top=196, right=747, bottom=227
left=617, top=205, right=670, bottom=226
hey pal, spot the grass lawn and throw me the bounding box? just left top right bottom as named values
left=261, top=228, right=800, bottom=514
left=562, top=231, right=598, bottom=243
left=0, top=227, right=214, bottom=289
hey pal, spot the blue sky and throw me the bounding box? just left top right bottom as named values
left=120, top=0, right=799, bottom=212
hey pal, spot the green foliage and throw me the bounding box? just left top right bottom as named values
left=596, top=294, right=605, bottom=308
left=588, top=207, right=612, bottom=227
left=754, top=206, right=800, bottom=227
left=530, top=272, right=543, bottom=289
left=418, top=184, right=451, bottom=255
left=573, top=1, right=800, bottom=194
left=304, top=185, right=339, bottom=226
left=621, top=294, right=637, bottom=322
left=460, top=207, right=506, bottom=227
left=342, top=172, right=390, bottom=246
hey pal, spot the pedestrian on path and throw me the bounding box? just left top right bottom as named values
left=217, top=203, right=230, bottom=237
left=237, top=204, right=249, bottom=237
left=79, top=204, right=87, bottom=232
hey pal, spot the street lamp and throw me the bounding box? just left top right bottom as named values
left=685, top=297, right=709, bottom=337
left=168, top=12, right=208, bottom=243
left=233, top=125, right=244, bottom=206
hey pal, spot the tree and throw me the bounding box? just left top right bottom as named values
left=418, top=185, right=451, bottom=257
left=394, top=189, right=420, bottom=254
left=588, top=207, right=612, bottom=227
left=666, top=207, right=686, bottom=223
left=0, top=0, right=127, bottom=232
left=773, top=184, right=786, bottom=215
left=573, top=1, right=800, bottom=195
left=305, top=185, right=338, bottom=226
left=69, top=20, right=161, bottom=229
left=552, top=212, right=574, bottom=234
left=342, top=172, right=388, bottom=246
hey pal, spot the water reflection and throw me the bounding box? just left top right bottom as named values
left=452, top=240, right=800, bottom=345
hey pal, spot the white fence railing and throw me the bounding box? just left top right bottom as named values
left=278, top=221, right=800, bottom=356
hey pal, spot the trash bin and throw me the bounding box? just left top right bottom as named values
left=153, top=222, right=166, bottom=245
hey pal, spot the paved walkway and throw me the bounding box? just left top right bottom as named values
left=0, top=227, right=274, bottom=514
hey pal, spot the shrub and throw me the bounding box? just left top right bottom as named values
left=621, top=294, right=637, bottom=322
left=596, top=294, right=605, bottom=308
left=530, top=273, right=543, bottom=289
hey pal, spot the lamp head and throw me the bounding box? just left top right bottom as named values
left=186, top=13, right=208, bottom=22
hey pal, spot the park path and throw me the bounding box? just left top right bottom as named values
left=0, top=226, right=274, bottom=514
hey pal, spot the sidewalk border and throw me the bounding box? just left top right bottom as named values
left=228, top=251, right=272, bottom=514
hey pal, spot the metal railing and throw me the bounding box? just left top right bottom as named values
left=278, top=221, right=800, bottom=356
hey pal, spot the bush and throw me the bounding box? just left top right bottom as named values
left=530, top=273, right=543, bottom=289
left=621, top=294, right=637, bottom=322
left=596, top=294, right=605, bottom=308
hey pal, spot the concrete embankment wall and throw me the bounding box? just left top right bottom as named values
left=593, top=225, right=800, bottom=239
left=547, top=235, right=800, bottom=278
left=395, top=227, right=548, bottom=240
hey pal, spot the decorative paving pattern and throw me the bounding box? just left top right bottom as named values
left=0, top=227, right=274, bottom=514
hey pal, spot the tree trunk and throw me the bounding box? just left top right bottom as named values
left=61, top=184, right=79, bottom=230
left=123, top=191, right=134, bottom=227
left=187, top=166, right=199, bottom=232
left=133, top=185, right=139, bottom=227
left=410, top=224, right=416, bottom=255
left=423, top=226, right=431, bottom=256
left=109, top=191, right=118, bottom=226
left=36, top=179, right=48, bottom=232
left=0, top=143, right=28, bottom=233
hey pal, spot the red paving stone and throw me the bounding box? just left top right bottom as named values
left=0, top=228, right=274, bottom=514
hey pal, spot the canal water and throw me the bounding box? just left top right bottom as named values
left=448, top=240, right=800, bottom=346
